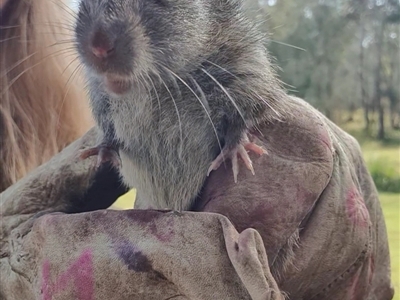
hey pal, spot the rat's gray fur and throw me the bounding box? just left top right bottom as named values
left=75, top=0, right=288, bottom=210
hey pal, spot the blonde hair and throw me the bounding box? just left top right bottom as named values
left=0, top=0, right=93, bottom=191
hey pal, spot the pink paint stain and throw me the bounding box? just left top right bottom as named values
left=149, top=218, right=174, bottom=243
left=41, top=249, right=94, bottom=300
left=317, top=125, right=333, bottom=150
left=368, top=255, right=375, bottom=285
left=347, top=268, right=362, bottom=300
left=346, top=186, right=370, bottom=228
left=125, top=210, right=175, bottom=242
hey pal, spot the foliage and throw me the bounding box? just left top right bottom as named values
left=339, top=109, right=400, bottom=192
left=248, top=0, right=400, bottom=136
left=368, top=158, right=400, bottom=192
left=245, top=0, right=400, bottom=191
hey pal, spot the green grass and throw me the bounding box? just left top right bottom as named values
left=339, top=110, right=400, bottom=193
left=363, top=147, right=400, bottom=193
left=113, top=188, right=136, bottom=209
left=381, top=193, right=400, bottom=300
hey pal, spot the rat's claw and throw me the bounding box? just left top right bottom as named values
left=232, top=150, right=239, bottom=183
left=96, top=146, right=121, bottom=168
left=207, top=132, right=267, bottom=182
left=80, top=145, right=121, bottom=169
left=231, top=144, right=255, bottom=183
left=80, top=147, right=100, bottom=160
left=243, top=142, right=268, bottom=156
left=237, top=145, right=255, bottom=172
left=207, top=147, right=229, bottom=176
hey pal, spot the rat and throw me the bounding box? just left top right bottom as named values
left=75, top=0, right=287, bottom=210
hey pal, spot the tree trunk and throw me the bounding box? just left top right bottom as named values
left=374, top=21, right=386, bottom=140
left=388, top=48, right=398, bottom=130
left=377, top=104, right=385, bottom=139
left=358, top=18, right=370, bottom=132
left=390, top=110, right=395, bottom=129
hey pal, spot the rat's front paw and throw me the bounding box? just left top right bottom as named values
left=80, top=144, right=121, bottom=169
left=207, top=132, right=267, bottom=183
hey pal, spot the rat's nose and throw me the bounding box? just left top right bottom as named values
left=91, top=46, right=114, bottom=58
left=90, top=29, right=115, bottom=59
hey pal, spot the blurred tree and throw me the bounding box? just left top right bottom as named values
left=248, top=0, right=400, bottom=138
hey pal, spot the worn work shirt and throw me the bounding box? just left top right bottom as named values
left=0, top=96, right=394, bottom=299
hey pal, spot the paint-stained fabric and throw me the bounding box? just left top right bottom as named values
left=0, top=97, right=394, bottom=300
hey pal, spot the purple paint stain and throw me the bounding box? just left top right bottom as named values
left=125, top=209, right=171, bottom=224
left=346, top=186, right=370, bottom=227
left=149, top=218, right=175, bottom=242
left=41, top=249, right=94, bottom=300
left=125, top=210, right=175, bottom=243
left=116, top=241, right=153, bottom=273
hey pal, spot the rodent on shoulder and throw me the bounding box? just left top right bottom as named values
left=75, top=0, right=286, bottom=209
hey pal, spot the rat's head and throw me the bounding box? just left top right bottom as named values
left=75, top=0, right=218, bottom=95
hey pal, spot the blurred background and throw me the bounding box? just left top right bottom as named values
left=243, top=2, right=400, bottom=295
left=69, top=0, right=400, bottom=294
left=247, top=2, right=399, bottom=294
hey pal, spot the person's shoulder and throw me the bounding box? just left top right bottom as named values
left=259, top=95, right=335, bottom=163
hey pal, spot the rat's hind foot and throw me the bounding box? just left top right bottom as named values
left=80, top=144, right=121, bottom=169
left=207, top=133, right=267, bottom=183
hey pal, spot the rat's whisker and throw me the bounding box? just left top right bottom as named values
left=50, top=0, right=78, bottom=22
left=187, top=74, right=210, bottom=113
left=2, top=45, right=76, bottom=78
left=269, top=40, right=306, bottom=52
left=56, top=60, right=84, bottom=135
left=200, top=68, right=246, bottom=124
left=204, top=60, right=239, bottom=80
left=160, top=65, right=223, bottom=155
left=35, top=22, right=76, bottom=32
left=0, top=36, right=22, bottom=43
left=146, top=73, right=161, bottom=111
left=2, top=52, right=41, bottom=77
left=204, top=59, right=282, bottom=119
left=1, top=48, right=76, bottom=93
left=160, top=78, right=184, bottom=158
left=0, top=21, right=74, bottom=30
left=60, top=54, right=81, bottom=77
left=139, top=73, right=155, bottom=106
left=0, top=25, right=22, bottom=29
left=159, top=64, right=182, bottom=99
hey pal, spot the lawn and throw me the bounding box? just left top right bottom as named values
left=381, top=193, right=400, bottom=299
left=113, top=188, right=136, bottom=208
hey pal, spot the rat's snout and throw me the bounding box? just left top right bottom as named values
left=76, top=12, right=137, bottom=77
left=90, top=28, right=115, bottom=59
left=79, top=20, right=134, bottom=76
